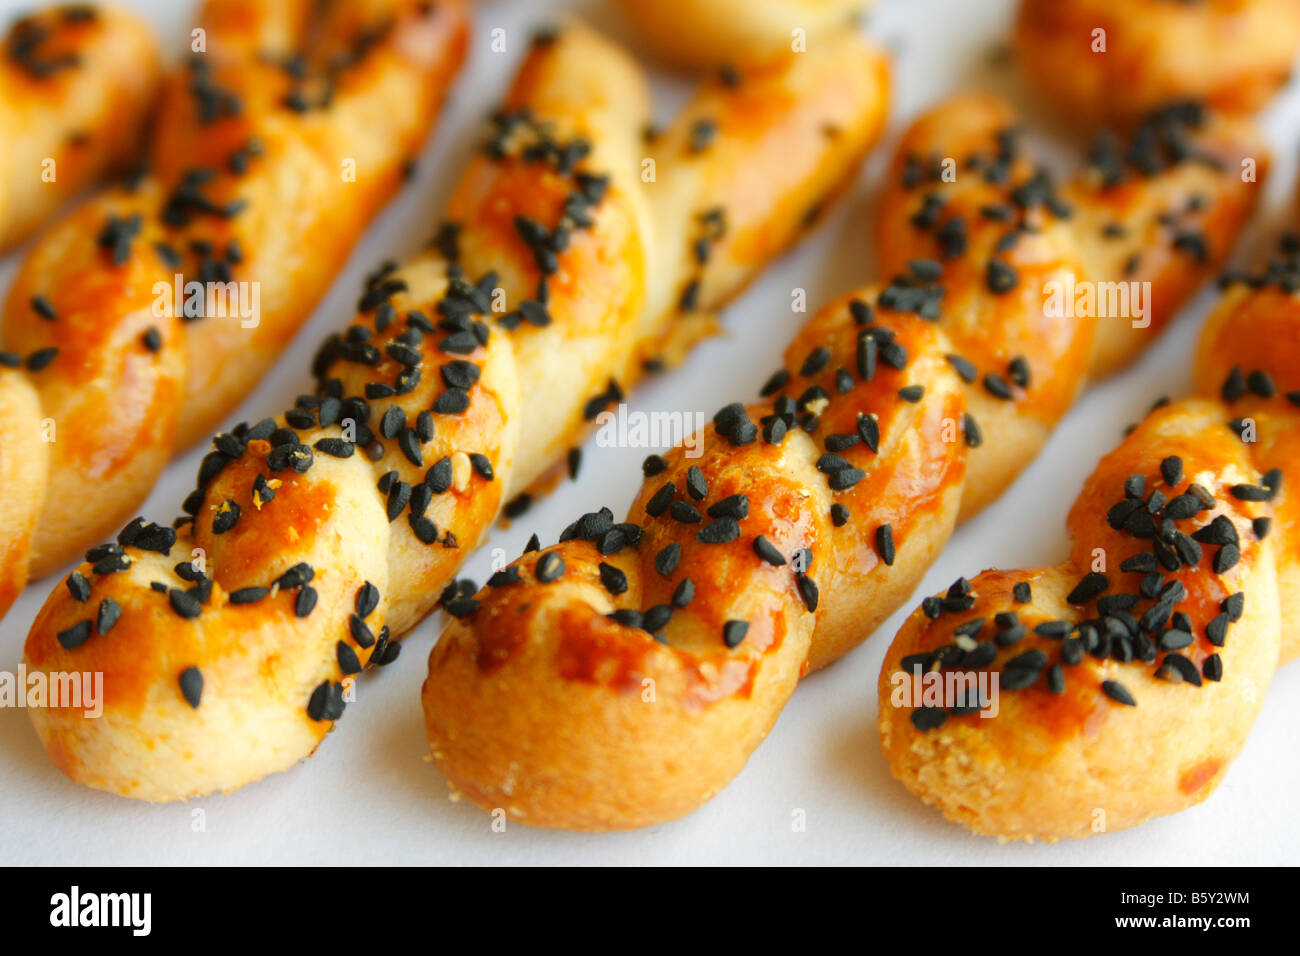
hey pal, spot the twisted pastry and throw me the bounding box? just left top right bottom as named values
left=422, top=93, right=1264, bottom=831
left=0, top=0, right=469, bottom=617
left=21, top=20, right=892, bottom=801
left=0, top=3, right=160, bottom=253
left=614, top=0, right=866, bottom=69
left=1016, top=0, right=1300, bottom=126
left=878, top=225, right=1300, bottom=839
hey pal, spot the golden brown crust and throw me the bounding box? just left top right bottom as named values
left=0, top=4, right=161, bottom=253
left=0, top=0, right=469, bottom=604
left=1016, top=0, right=1300, bottom=126
left=879, top=175, right=1300, bottom=839
left=421, top=93, right=1261, bottom=831
left=22, top=21, right=893, bottom=801
left=880, top=399, right=1283, bottom=840
left=614, top=0, right=868, bottom=69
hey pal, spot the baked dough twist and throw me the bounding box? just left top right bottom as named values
left=21, top=20, right=892, bottom=800
left=0, top=0, right=469, bottom=617
left=0, top=4, right=160, bottom=253
left=422, top=93, right=1264, bottom=830
left=1016, top=0, right=1300, bottom=126
left=879, top=221, right=1300, bottom=839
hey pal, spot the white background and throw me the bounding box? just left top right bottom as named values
left=1, top=0, right=1298, bottom=865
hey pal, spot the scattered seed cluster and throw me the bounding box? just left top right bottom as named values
left=46, top=29, right=628, bottom=726
left=902, top=448, right=1278, bottom=731
left=5, top=5, right=95, bottom=79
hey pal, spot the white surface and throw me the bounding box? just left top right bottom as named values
left=2, top=0, right=1298, bottom=866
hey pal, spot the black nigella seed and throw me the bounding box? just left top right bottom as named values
left=796, top=574, right=819, bottom=612
left=211, top=500, right=241, bottom=534
left=670, top=500, right=702, bottom=523
left=672, top=577, right=695, bottom=608
left=1203, top=654, right=1224, bottom=681
left=857, top=414, right=880, bottom=453
left=707, top=494, right=748, bottom=520
left=433, top=388, right=469, bottom=414
left=295, top=586, right=318, bottom=617
left=229, top=586, right=269, bottom=604
left=355, top=582, right=380, bottom=618
left=1213, top=543, right=1240, bottom=574
left=830, top=503, right=850, bottom=527
left=828, top=468, right=866, bottom=491
left=66, top=571, right=91, bottom=602
left=646, top=481, right=675, bottom=517
left=380, top=405, right=404, bottom=439
left=946, top=354, right=977, bottom=383
left=753, top=535, right=786, bottom=566
left=1247, top=369, right=1276, bottom=398
left=56, top=620, right=93, bottom=650
left=1221, top=365, right=1245, bottom=402
left=469, top=453, right=494, bottom=480
left=800, top=346, right=831, bottom=377
left=598, top=562, right=628, bottom=595
left=964, top=413, right=982, bottom=447
left=426, top=457, right=453, bottom=493
left=983, top=374, right=1013, bottom=400
left=169, top=588, right=202, bottom=619
left=349, top=615, right=376, bottom=648
left=911, top=707, right=947, bottom=732
left=985, top=258, right=1018, bottom=294
left=1253, top=516, right=1271, bottom=539
left=314, top=438, right=353, bottom=458
left=142, top=327, right=162, bottom=352
left=688, top=117, right=717, bottom=153
left=398, top=429, right=423, bottom=467
left=1067, top=571, right=1108, bottom=605
left=30, top=294, right=57, bottom=320
left=536, top=552, right=565, bottom=583
left=857, top=334, right=877, bottom=382
left=642, top=604, right=672, bottom=634
left=1047, top=663, right=1065, bottom=694
left=1013, top=581, right=1031, bottom=603
left=276, top=563, right=314, bottom=590
left=697, top=517, right=740, bottom=544
left=685, top=466, right=707, bottom=501
left=876, top=524, right=895, bottom=566
left=337, top=641, right=362, bottom=676
left=1008, top=356, right=1030, bottom=388
left=96, top=598, right=121, bottom=635
left=1230, top=483, right=1270, bottom=502
left=179, top=667, right=203, bottom=708
left=1101, top=679, right=1136, bottom=706
left=722, top=620, right=749, bottom=648
left=642, top=455, right=668, bottom=477
left=898, top=384, right=925, bottom=403
left=26, top=347, right=58, bottom=371
left=1160, top=456, right=1183, bottom=487
left=654, top=543, right=681, bottom=576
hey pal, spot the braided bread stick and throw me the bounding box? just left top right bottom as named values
left=614, top=0, right=867, bottom=69
left=0, top=0, right=469, bottom=618
left=879, top=225, right=1300, bottom=840
left=21, top=20, right=892, bottom=801
left=1016, top=0, right=1300, bottom=126
left=421, top=92, right=1264, bottom=831
left=0, top=4, right=160, bottom=253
